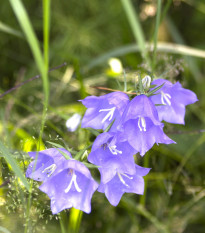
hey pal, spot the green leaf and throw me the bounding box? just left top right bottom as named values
left=86, top=128, right=101, bottom=137
left=74, top=145, right=92, bottom=160
left=104, top=119, right=115, bottom=133
left=0, top=141, right=30, bottom=191
left=146, top=82, right=165, bottom=97
left=82, top=162, right=99, bottom=169
left=46, top=141, right=77, bottom=154
left=56, top=148, right=71, bottom=160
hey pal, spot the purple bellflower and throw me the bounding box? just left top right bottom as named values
left=98, top=164, right=150, bottom=206
left=26, top=148, right=69, bottom=182
left=118, top=94, right=175, bottom=156
left=150, top=79, right=198, bottom=124
left=80, top=92, right=129, bottom=131
left=26, top=148, right=98, bottom=214
left=88, top=132, right=136, bottom=184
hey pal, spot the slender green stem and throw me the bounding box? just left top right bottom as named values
left=152, top=0, right=162, bottom=70
left=60, top=212, right=67, bottom=233
left=161, top=0, right=172, bottom=22
left=68, top=208, right=83, bottom=233
left=123, top=69, right=127, bottom=92
left=140, top=152, right=150, bottom=206
left=43, top=0, right=50, bottom=71
left=120, top=0, right=151, bottom=67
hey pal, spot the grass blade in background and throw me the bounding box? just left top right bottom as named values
left=43, top=0, right=51, bottom=71
left=166, top=16, right=202, bottom=82
left=161, top=0, right=172, bottom=22
left=120, top=0, right=151, bottom=67
left=8, top=0, right=49, bottom=103
left=152, top=0, right=162, bottom=70
left=85, top=42, right=205, bottom=71
left=0, top=140, right=30, bottom=191
left=0, top=21, right=23, bottom=38
left=0, top=226, right=11, bottom=233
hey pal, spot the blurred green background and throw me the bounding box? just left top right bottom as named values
left=0, top=0, right=205, bottom=232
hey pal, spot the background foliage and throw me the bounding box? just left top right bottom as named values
left=0, top=0, right=205, bottom=232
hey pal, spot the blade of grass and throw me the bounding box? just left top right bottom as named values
left=43, top=0, right=51, bottom=70
left=121, top=198, right=170, bottom=233
left=9, top=0, right=45, bottom=80
left=0, top=226, right=11, bottom=233
left=161, top=0, right=172, bottom=22
left=166, top=16, right=202, bottom=81
left=0, top=21, right=23, bottom=38
left=140, top=151, right=150, bottom=206
left=0, top=140, right=30, bottom=191
left=152, top=0, right=162, bottom=70
left=85, top=42, right=205, bottom=71
left=172, top=133, right=205, bottom=187
left=182, top=0, right=205, bottom=14
left=120, top=0, right=151, bottom=67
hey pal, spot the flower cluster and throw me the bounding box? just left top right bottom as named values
left=26, top=148, right=98, bottom=214
left=26, top=77, right=198, bottom=214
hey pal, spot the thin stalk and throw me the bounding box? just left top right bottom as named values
left=43, top=0, right=50, bottom=71
left=60, top=212, right=67, bottom=233
left=120, top=0, right=151, bottom=67
left=123, top=69, right=127, bottom=92
left=152, top=0, right=162, bottom=70
left=161, top=0, right=172, bottom=22
left=0, top=63, right=66, bottom=99
left=68, top=208, right=83, bottom=233
left=140, top=152, right=150, bottom=206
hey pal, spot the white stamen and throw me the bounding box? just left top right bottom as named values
left=65, top=171, right=82, bottom=193
left=142, top=75, right=151, bottom=89
left=121, top=173, right=133, bottom=180
left=138, top=117, right=146, bottom=132
left=99, top=107, right=116, bottom=123
left=161, top=91, right=171, bottom=106
left=42, top=164, right=57, bottom=177
left=108, top=145, right=122, bottom=155
left=117, top=173, right=129, bottom=187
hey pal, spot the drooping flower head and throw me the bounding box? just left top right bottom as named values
left=26, top=148, right=98, bottom=214
left=80, top=92, right=129, bottom=131
left=88, top=132, right=136, bottom=184
left=149, top=79, right=198, bottom=124
left=118, top=94, right=175, bottom=156
left=98, top=164, right=150, bottom=206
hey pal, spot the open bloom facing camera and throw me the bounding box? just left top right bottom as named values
left=26, top=148, right=98, bottom=214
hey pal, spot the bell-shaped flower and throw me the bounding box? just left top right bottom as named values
left=80, top=92, right=129, bottom=131
left=39, top=159, right=98, bottom=214
left=118, top=94, right=175, bottom=156
left=26, top=148, right=70, bottom=182
left=98, top=164, right=150, bottom=206
left=149, top=79, right=198, bottom=124
left=88, top=132, right=136, bottom=183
